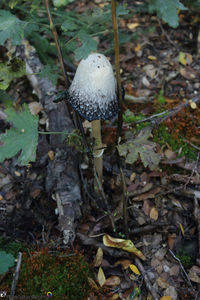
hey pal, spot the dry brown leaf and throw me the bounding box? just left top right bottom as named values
left=142, top=200, right=151, bottom=216
left=168, top=233, right=176, bottom=250
left=103, top=234, right=145, bottom=260
left=180, top=66, right=197, bottom=80
left=93, top=247, right=103, bottom=267
left=88, top=277, right=99, bottom=290
left=156, top=277, right=169, bottom=289
left=114, top=259, right=132, bottom=269
left=48, top=150, right=54, bottom=160
left=189, top=266, right=200, bottom=283
left=149, top=207, right=158, bottom=220
left=104, top=276, right=121, bottom=286
left=97, top=267, right=106, bottom=287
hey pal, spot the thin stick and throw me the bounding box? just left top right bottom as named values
left=44, top=0, right=69, bottom=87
left=111, top=0, right=128, bottom=236
left=9, top=252, right=22, bottom=300
left=111, top=0, right=123, bottom=140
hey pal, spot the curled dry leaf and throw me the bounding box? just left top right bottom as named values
left=114, top=259, right=132, bottom=269
left=93, top=247, right=103, bottom=267
left=97, top=266, right=106, bottom=287
left=103, top=234, right=145, bottom=260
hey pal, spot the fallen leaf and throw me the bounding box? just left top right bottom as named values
left=129, top=264, right=141, bottom=275
left=178, top=52, right=193, bottom=65
left=179, top=223, right=184, bottom=236
left=104, top=276, right=120, bottom=286
left=156, top=277, right=169, bottom=289
left=88, top=277, right=99, bottom=290
left=127, top=22, right=139, bottom=30
left=114, top=259, right=132, bottom=269
left=103, top=234, right=145, bottom=260
left=93, top=247, right=103, bottom=267
left=149, top=207, right=158, bottom=220
left=160, top=297, right=172, bottom=300
left=189, top=266, right=200, bottom=283
left=189, top=100, right=197, bottom=109
left=180, top=66, right=196, bottom=80
left=143, top=200, right=151, bottom=216
left=97, top=267, right=106, bottom=287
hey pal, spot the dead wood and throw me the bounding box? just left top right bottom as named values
left=15, top=39, right=82, bottom=245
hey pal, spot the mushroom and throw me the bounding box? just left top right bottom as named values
left=67, top=53, right=119, bottom=186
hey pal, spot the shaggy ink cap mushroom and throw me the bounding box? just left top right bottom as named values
left=67, top=53, right=119, bottom=121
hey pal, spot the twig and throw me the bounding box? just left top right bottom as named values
left=134, top=257, right=160, bottom=300
left=44, top=0, right=69, bottom=87
left=9, top=252, right=22, bottom=300
left=111, top=0, right=123, bottom=140
left=169, top=249, right=193, bottom=288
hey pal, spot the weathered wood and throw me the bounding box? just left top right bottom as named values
left=16, top=39, right=81, bottom=244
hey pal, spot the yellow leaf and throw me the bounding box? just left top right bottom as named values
left=189, top=100, right=197, bottom=109
left=103, top=234, right=145, bottom=260
left=127, top=22, right=139, bottom=30
left=179, top=223, right=184, bottom=236
left=97, top=267, right=106, bottom=287
left=93, top=247, right=103, bottom=267
left=134, top=44, right=141, bottom=52
left=179, top=52, right=193, bottom=65
left=160, top=297, right=172, bottom=300
left=129, top=264, right=141, bottom=275
left=148, top=55, right=157, bottom=60
left=150, top=207, right=158, bottom=220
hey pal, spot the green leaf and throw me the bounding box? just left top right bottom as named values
left=0, top=251, right=15, bottom=275
left=0, top=10, right=38, bottom=45
left=149, top=0, right=187, bottom=28
left=0, top=10, right=25, bottom=45
left=61, top=19, right=79, bottom=31
left=74, top=31, right=98, bottom=61
left=117, top=127, right=161, bottom=170
left=40, top=64, right=59, bottom=86
left=0, top=104, right=38, bottom=165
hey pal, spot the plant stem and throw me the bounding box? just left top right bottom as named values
left=111, top=0, right=123, bottom=140
left=44, top=0, right=69, bottom=87
left=91, top=120, right=103, bottom=186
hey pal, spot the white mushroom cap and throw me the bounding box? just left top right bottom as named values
left=67, top=53, right=119, bottom=121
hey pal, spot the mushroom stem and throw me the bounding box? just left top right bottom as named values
left=91, top=120, right=103, bottom=186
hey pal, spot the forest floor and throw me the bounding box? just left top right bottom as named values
left=0, top=1, right=200, bottom=300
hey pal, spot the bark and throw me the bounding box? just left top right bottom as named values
left=15, top=39, right=81, bottom=245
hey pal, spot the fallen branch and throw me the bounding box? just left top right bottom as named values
left=15, top=40, right=81, bottom=245
left=9, top=252, right=22, bottom=300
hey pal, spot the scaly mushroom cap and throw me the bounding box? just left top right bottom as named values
left=67, top=53, right=119, bottom=121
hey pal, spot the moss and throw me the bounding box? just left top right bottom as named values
left=153, top=123, right=198, bottom=160
left=0, top=246, right=93, bottom=300
left=15, top=249, right=92, bottom=300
